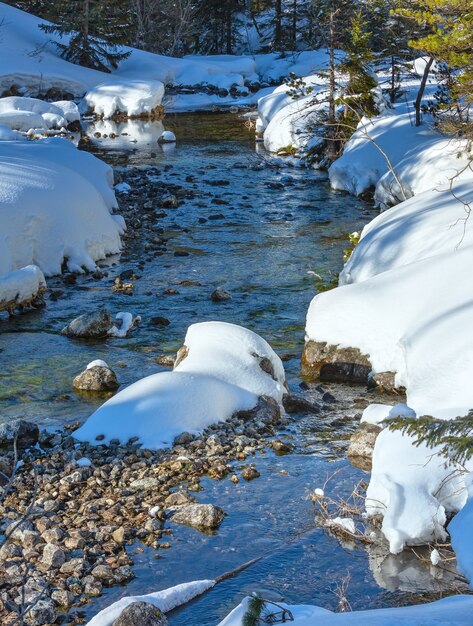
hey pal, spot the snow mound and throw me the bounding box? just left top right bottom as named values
left=75, top=322, right=285, bottom=448
left=0, top=96, right=80, bottom=131
left=176, top=321, right=286, bottom=403
left=366, top=429, right=468, bottom=553
left=86, top=579, right=215, bottom=626
left=218, top=594, right=473, bottom=625
left=0, top=138, right=123, bottom=278
left=82, top=79, right=165, bottom=119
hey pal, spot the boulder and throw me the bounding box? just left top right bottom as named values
left=210, top=287, right=231, bottom=302
left=171, top=503, right=225, bottom=530
left=73, top=365, right=119, bottom=392
left=41, top=544, right=66, bottom=569
left=301, top=340, right=371, bottom=383
left=282, top=394, right=321, bottom=414
left=112, top=601, right=168, bottom=626
left=25, top=599, right=56, bottom=626
left=61, top=308, right=113, bottom=338
left=0, top=419, right=39, bottom=451
left=347, top=422, right=382, bottom=471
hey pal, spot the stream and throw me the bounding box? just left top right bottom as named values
left=0, top=113, right=460, bottom=624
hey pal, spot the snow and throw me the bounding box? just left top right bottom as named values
left=0, top=264, right=45, bottom=310
left=81, top=79, right=164, bottom=119
left=0, top=96, right=79, bottom=131
left=87, top=360, right=109, bottom=370
left=218, top=594, right=473, bottom=625
left=430, top=549, right=440, bottom=566
left=159, top=130, right=176, bottom=143
left=0, top=138, right=123, bottom=279
left=449, top=473, right=473, bottom=585
left=108, top=312, right=140, bottom=338
left=85, top=580, right=215, bottom=626
left=366, top=429, right=468, bottom=553
left=74, top=322, right=285, bottom=448
left=76, top=457, right=92, bottom=467
left=360, top=403, right=415, bottom=426
left=326, top=517, right=356, bottom=534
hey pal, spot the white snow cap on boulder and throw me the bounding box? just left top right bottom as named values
left=0, top=96, right=80, bottom=131
left=74, top=322, right=285, bottom=448
left=158, top=130, right=176, bottom=143
left=82, top=79, right=165, bottom=119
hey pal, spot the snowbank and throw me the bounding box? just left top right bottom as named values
left=74, top=322, right=285, bottom=448
left=0, top=138, right=123, bottom=278
left=82, top=79, right=164, bottom=119
left=449, top=473, right=473, bottom=585
left=86, top=580, right=215, bottom=626
left=0, top=265, right=45, bottom=312
left=0, top=96, right=80, bottom=131
left=218, top=594, right=473, bottom=625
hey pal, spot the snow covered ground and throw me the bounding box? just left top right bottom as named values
left=218, top=594, right=473, bottom=625
left=74, top=322, right=285, bottom=448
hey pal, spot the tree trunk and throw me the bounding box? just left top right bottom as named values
left=414, top=56, right=434, bottom=126
left=292, top=0, right=297, bottom=48
left=226, top=4, right=232, bottom=54
left=275, top=0, right=282, bottom=49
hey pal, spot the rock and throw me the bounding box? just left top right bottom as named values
left=41, top=544, right=66, bottom=569
left=368, top=371, right=404, bottom=395
left=301, top=340, right=371, bottom=383
left=154, top=354, right=176, bottom=367
left=235, top=396, right=281, bottom=425
left=150, top=316, right=170, bottom=327
left=0, top=419, right=39, bottom=451
left=5, top=519, right=34, bottom=542
left=72, top=365, right=119, bottom=392
left=210, top=287, right=231, bottom=302
left=282, top=394, right=321, bottom=414
left=270, top=440, right=293, bottom=454
left=91, top=564, right=115, bottom=583
left=171, top=503, right=225, bottom=530
left=347, top=423, right=382, bottom=470
left=112, top=601, right=168, bottom=626
left=130, top=477, right=160, bottom=490
left=241, top=466, right=260, bottom=481
left=112, top=527, right=126, bottom=543
left=25, top=599, right=56, bottom=626
left=51, top=589, right=74, bottom=608
left=161, top=194, right=179, bottom=208
left=61, top=308, right=113, bottom=339
left=172, top=431, right=195, bottom=445
left=165, top=491, right=196, bottom=506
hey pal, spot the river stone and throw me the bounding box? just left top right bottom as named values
left=171, top=503, right=225, bottom=530
left=0, top=419, right=39, bottom=451
left=368, top=371, right=404, bottom=395
left=112, top=601, right=168, bottom=626
left=210, top=287, right=231, bottom=302
left=347, top=422, right=382, bottom=471
left=235, top=396, right=281, bottom=425
left=301, top=340, right=371, bottom=383
left=61, top=308, right=113, bottom=338
left=25, top=599, right=56, bottom=626
left=73, top=365, right=119, bottom=392
left=282, top=394, right=321, bottom=414
left=41, top=543, right=66, bottom=569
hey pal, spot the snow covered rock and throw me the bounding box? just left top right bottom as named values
left=0, top=96, right=80, bottom=131
left=82, top=79, right=165, bottom=119
left=0, top=138, right=124, bottom=279
left=74, top=322, right=285, bottom=448
left=158, top=130, right=176, bottom=143
left=0, top=265, right=46, bottom=313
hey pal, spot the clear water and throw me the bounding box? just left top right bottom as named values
left=0, top=114, right=457, bottom=623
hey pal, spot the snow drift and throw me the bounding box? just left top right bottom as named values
left=74, top=322, right=285, bottom=448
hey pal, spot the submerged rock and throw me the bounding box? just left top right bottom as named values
left=112, top=601, right=168, bottom=626
left=170, top=503, right=225, bottom=530
left=210, top=287, right=232, bottom=302
left=301, top=340, right=371, bottom=384
left=61, top=308, right=113, bottom=339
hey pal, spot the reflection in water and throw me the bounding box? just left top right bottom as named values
left=86, top=119, right=166, bottom=150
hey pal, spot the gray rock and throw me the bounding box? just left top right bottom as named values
left=130, top=477, right=160, bottom=490
left=92, top=563, right=115, bottom=582
left=41, top=543, right=66, bottom=569
left=0, top=419, right=39, bottom=451
left=347, top=422, right=382, bottom=470
left=282, top=394, right=321, bottom=414
left=112, top=601, right=168, bottom=626
left=73, top=365, right=119, bottom=392
left=61, top=308, right=113, bottom=338
left=210, top=287, right=231, bottom=302
left=164, top=491, right=196, bottom=507
left=171, top=503, right=225, bottom=530
left=235, top=396, right=281, bottom=425
left=301, top=340, right=371, bottom=383
left=51, top=589, right=74, bottom=608
left=368, top=371, right=404, bottom=395
left=172, top=431, right=195, bottom=446
left=25, top=599, right=56, bottom=626
left=5, top=519, right=34, bottom=543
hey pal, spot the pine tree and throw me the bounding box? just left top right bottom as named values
left=39, top=0, right=131, bottom=72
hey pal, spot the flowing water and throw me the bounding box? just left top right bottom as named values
left=0, top=114, right=459, bottom=623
